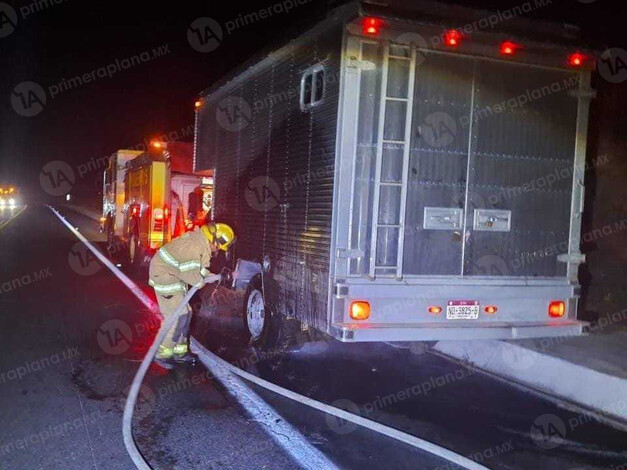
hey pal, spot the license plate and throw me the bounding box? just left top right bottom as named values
left=446, top=300, right=480, bottom=320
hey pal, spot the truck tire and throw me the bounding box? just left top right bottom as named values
left=243, top=277, right=279, bottom=350
left=242, top=277, right=309, bottom=352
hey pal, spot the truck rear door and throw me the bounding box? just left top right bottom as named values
left=339, top=37, right=581, bottom=280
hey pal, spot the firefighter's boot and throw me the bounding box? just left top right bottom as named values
left=154, top=345, right=176, bottom=370
left=172, top=343, right=198, bottom=365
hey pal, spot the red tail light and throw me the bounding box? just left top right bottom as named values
left=350, top=301, right=371, bottom=320
left=444, top=30, right=462, bottom=48
left=484, top=305, right=498, bottom=314
left=500, top=41, right=519, bottom=56
left=569, top=52, right=584, bottom=67
left=363, top=17, right=382, bottom=36
left=164, top=206, right=170, bottom=220
left=549, top=301, right=566, bottom=318
left=428, top=306, right=442, bottom=314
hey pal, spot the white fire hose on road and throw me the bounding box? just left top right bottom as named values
left=122, top=285, right=200, bottom=470
left=122, top=280, right=488, bottom=470
left=47, top=206, right=485, bottom=470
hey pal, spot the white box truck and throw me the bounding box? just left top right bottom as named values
left=194, top=0, right=595, bottom=347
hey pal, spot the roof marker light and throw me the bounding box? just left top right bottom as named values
left=569, top=52, right=584, bottom=67
left=444, top=30, right=462, bottom=48
left=363, top=17, right=382, bottom=36
left=500, top=41, right=519, bottom=56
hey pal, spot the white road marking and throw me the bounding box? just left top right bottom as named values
left=50, top=204, right=488, bottom=470
left=191, top=340, right=489, bottom=470
left=192, top=339, right=339, bottom=470
left=47, top=205, right=158, bottom=314
left=0, top=205, right=28, bottom=231
left=48, top=205, right=337, bottom=470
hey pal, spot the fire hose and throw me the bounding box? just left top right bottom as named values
left=46, top=205, right=486, bottom=470
left=121, top=270, right=487, bottom=470
left=122, top=285, right=200, bottom=470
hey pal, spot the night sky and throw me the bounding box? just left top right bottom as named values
left=1, top=0, right=625, bottom=202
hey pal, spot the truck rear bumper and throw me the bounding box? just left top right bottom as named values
left=331, top=320, right=587, bottom=342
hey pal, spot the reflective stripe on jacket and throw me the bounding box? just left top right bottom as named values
left=148, top=278, right=186, bottom=294
left=149, top=229, right=212, bottom=289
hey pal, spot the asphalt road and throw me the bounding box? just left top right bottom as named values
left=0, top=204, right=626, bottom=469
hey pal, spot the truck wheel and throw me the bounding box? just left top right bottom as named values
left=243, top=278, right=278, bottom=349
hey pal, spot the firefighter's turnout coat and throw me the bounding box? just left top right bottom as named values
left=149, top=229, right=212, bottom=352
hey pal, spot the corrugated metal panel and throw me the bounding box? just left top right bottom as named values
left=403, top=52, right=474, bottom=275
left=464, top=61, right=578, bottom=276
left=195, top=24, right=343, bottom=330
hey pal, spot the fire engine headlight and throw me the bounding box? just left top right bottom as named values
left=0, top=198, right=5, bottom=206
left=8, top=198, right=15, bottom=206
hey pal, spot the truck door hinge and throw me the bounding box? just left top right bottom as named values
left=346, top=56, right=376, bottom=71
left=337, top=248, right=365, bottom=259
left=557, top=253, right=586, bottom=264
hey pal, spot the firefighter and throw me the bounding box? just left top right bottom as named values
left=148, top=222, right=236, bottom=369
left=187, top=186, right=206, bottom=228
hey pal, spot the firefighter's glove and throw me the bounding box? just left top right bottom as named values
left=204, top=273, right=222, bottom=284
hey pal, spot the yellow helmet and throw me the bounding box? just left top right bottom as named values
left=201, top=223, right=236, bottom=251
